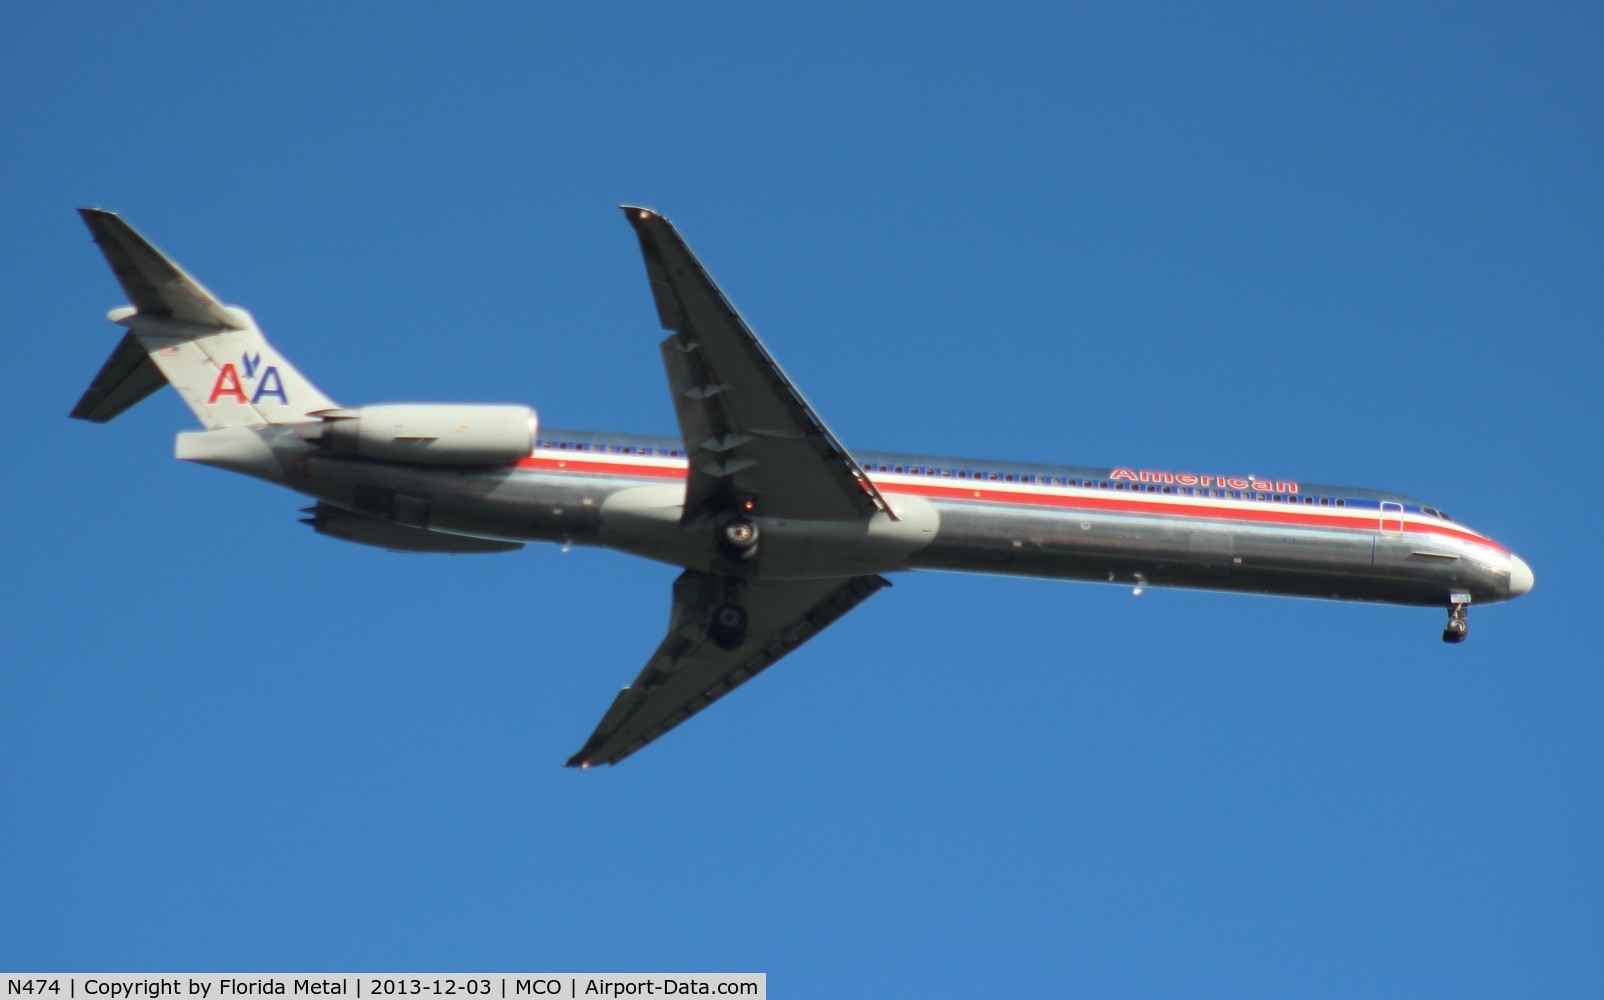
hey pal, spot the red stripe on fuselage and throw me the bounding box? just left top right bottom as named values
left=873, top=477, right=1504, bottom=551
left=511, top=453, right=1505, bottom=552
left=515, top=454, right=684, bottom=480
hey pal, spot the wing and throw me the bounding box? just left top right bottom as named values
left=566, top=570, right=888, bottom=768
left=622, top=207, right=895, bottom=524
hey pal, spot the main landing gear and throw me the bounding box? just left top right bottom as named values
left=710, top=507, right=759, bottom=649
left=1442, top=597, right=1470, bottom=644
left=709, top=602, right=749, bottom=650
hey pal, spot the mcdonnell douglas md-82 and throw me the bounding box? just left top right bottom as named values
left=73, top=208, right=1534, bottom=767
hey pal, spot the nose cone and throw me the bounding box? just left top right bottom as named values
left=1509, top=554, right=1535, bottom=598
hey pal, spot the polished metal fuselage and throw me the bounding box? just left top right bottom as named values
left=251, top=426, right=1520, bottom=610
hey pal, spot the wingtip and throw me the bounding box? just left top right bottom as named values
left=78, top=206, right=119, bottom=224
left=620, top=204, right=662, bottom=223
left=78, top=207, right=129, bottom=240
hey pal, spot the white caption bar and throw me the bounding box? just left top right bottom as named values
left=1, top=977, right=763, bottom=1000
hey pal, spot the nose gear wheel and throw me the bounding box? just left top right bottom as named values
left=1442, top=603, right=1469, bottom=644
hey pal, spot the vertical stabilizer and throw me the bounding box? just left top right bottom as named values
left=74, top=209, right=335, bottom=427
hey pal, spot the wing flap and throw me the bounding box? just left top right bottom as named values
left=566, top=570, right=888, bottom=768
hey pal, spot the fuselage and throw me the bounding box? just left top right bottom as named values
left=268, top=426, right=1531, bottom=610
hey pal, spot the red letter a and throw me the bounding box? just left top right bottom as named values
left=209, top=364, right=248, bottom=403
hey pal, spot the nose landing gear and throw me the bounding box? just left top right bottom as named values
left=1442, top=595, right=1470, bottom=644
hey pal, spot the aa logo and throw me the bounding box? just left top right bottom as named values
left=209, top=352, right=288, bottom=405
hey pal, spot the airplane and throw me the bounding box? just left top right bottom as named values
left=72, top=207, right=1535, bottom=767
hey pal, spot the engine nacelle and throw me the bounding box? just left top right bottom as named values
left=301, top=503, right=524, bottom=554
left=316, top=404, right=537, bottom=465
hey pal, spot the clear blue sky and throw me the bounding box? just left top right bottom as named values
left=3, top=3, right=1598, bottom=995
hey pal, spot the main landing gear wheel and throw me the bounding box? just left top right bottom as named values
left=720, top=517, right=760, bottom=561
left=709, top=603, right=749, bottom=650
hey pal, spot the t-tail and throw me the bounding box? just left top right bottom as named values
left=71, top=208, right=335, bottom=428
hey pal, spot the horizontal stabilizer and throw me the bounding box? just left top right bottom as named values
left=78, top=209, right=238, bottom=328
left=70, top=331, right=166, bottom=422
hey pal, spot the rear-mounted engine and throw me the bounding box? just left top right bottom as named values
left=311, top=403, right=537, bottom=465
